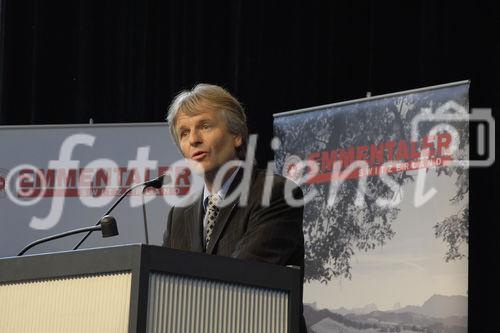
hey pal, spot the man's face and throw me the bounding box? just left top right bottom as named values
left=175, top=106, right=242, bottom=177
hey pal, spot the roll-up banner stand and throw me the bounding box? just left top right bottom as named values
left=0, top=123, right=183, bottom=257
left=274, top=81, right=470, bottom=332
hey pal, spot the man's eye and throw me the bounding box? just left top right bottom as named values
left=202, top=123, right=211, bottom=129
left=180, top=131, right=188, bottom=138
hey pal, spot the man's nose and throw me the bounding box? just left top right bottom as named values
left=189, top=129, right=202, bottom=145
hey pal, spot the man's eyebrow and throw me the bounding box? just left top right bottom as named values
left=197, top=117, right=213, bottom=123
left=176, top=124, right=188, bottom=132
left=176, top=116, right=213, bottom=131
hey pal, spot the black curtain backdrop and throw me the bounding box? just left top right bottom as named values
left=0, top=1, right=498, bottom=331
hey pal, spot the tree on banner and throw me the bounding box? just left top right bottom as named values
left=274, top=85, right=469, bottom=283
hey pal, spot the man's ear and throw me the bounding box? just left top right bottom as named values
left=233, top=135, right=243, bottom=148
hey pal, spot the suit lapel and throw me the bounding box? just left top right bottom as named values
left=206, top=168, right=252, bottom=254
left=206, top=200, right=238, bottom=254
left=184, top=195, right=204, bottom=253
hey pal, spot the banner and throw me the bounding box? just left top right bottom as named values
left=0, top=123, right=183, bottom=257
left=274, top=82, right=469, bottom=333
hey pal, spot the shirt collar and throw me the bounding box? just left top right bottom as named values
left=202, top=167, right=240, bottom=211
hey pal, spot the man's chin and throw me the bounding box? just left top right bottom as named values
left=185, top=158, right=211, bottom=176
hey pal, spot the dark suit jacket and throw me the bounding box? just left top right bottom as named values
left=163, top=168, right=305, bottom=268
left=163, top=167, right=307, bottom=331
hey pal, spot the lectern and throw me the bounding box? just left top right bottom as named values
left=0, top=244, right=302, bottom=332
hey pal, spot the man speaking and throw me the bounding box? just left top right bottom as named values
left=163, top=83, right=306, bottom=331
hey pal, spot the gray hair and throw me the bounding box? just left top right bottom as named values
left=166, top=84, right=248, bottom=160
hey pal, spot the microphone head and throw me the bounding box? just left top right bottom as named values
left=146, top=174, right=169, bottom=189
left=100, top=215, right=119, bottom=237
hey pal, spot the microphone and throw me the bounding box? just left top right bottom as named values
left=18, top=215, right=118, bottom=256
left=144, top=174, right=165, bottom=189
left=72, top=173, right=166, bottom=250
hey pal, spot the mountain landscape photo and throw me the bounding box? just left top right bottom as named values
left=305, top=294, right=467, bottom=333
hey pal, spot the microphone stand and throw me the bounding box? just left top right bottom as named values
left=140, top=173, right=169, bottom=245
left=141, top=187, right=150, bottom=245
left=72, top=183, right=143, bottom=250
left=72, top=174, right=164, bottom=250
left=19, top=216, right=118, bottom=256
